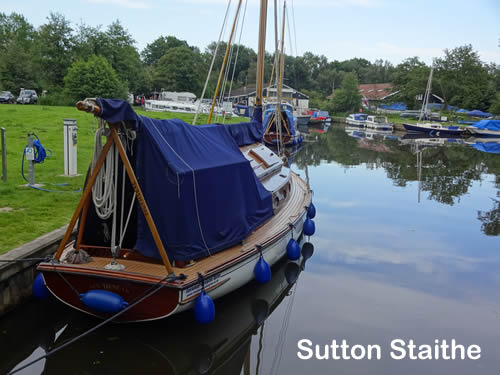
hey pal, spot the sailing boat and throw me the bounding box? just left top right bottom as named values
left=262, top=1, right=302, bottom=147
left=35, top=0, right=314, bottom=323
left=402, top=66, right=465, bottom=136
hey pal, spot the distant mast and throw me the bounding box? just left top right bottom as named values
left=255, top=0, right=268, bottom=107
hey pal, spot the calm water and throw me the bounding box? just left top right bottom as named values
left=1, top=125, right=499, bottom=374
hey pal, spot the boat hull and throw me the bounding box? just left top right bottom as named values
left=465, top=127, right=500, bottom=137
left=365, top=123, right=393, bottom=131
left=263, top=133, right=302, bottom=146
left=345, top=119, right=366, bottom=127
left=38, top=188, right=310, bottom=323
left=40, top=270, right=180, bottom=322
left=403, top=123, right=464, bottom=136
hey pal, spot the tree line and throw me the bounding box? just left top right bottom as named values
left=1, top=12, right=499, bottom=114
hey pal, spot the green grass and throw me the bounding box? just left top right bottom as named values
left=0, top=103, right=246, bottom=254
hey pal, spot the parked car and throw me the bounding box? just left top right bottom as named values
left=17, top=89, right=38, bottom=104
left=0, top=91, right=15, bottom=104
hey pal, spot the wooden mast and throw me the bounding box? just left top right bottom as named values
left=208, top=0, right=243, bottom=124
left=277, top=1, right=287, bottom=147
left=255, top=0, right=268, bottom=107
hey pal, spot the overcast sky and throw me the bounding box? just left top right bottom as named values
left=2, top=0, right=500, bottom=65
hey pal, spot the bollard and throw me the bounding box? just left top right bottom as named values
left=1, top=128, right=6, bottom=182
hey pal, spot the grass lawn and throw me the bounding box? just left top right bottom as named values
left=0, top=103, right=246, bottom=254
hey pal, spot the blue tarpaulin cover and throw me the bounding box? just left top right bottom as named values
left=467, top=110, right=492, bottom=118
left=379, top=102, right=407, bottom=111
left=471, top=120, right=500, bottom=131
left=470, top=142, right=500, bottom=154
left=96, top=99, right=273, bottom=261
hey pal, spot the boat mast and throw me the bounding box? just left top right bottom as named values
left=277, top=1, right=286, bottom=149
left=208, top=0, right=243, bottom=124
left=255, top=0, right=268, bottom=107
left=419, top=65, right=434, bottom=122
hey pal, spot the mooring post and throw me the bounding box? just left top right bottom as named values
left=1, top=128, right=6, bottom=182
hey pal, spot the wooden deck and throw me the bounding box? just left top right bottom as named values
left=59, top=172, right=310, bottom=286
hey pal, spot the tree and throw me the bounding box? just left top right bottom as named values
left=153, top=46, right=203, bottom=94
left=38, top=12, right=74, bottom=90
left=329, top=72, right=362, bottom=113
left=391, top=57, right=430, bottom=109
left=103, top=20, right=145, bottom=94
left=64, top=55, right=127, bottom=102
left=142, top=35, right=189, bottom=66
left=489, top=93, right=500, bottom=114
left=434, top=44, right=494, bottom=110
left=0, top=13, right=40, bottom=92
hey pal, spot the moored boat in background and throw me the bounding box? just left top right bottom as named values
left=309, top=110, right=331, bottom=124
left=346, top=113, right=368, bottom=127
left=365, top=115, right=393, bottom=131
left=263, top=102, right=302, bottom=146
left=465, top=119, right=500, bottom=137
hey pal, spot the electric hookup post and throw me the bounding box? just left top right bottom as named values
left=1, top=127, right=6, bottom=182
left=26, top=133, right=36, bottom=185
left=63, top=119, right=78, bottom=176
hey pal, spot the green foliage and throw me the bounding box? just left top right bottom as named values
left=0, top=11, right=498, bottom=112
left=63, top=55, right=127, bottom=102
left=153, top=46, right=203, bottom=94
left=489, top=93, right=500, bottom=114
left=38, top=91, right=74, bottom=106
left=0, top=12, right=40, bottom=92
left=391, top=57, right=429, bottom=109
left=434, top=45, right=495, bottom=110
left=38, top=12, right=74, bottom=90
left=142, top=35, right=190, bottom=66
left=329, top=72, right=362, bottom=113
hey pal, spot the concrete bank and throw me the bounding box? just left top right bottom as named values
left=0, top=226, right=74, bottom=317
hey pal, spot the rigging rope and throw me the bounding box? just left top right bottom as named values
left=193, top=0, right=233, bottom=125
left=224, top=0, right=248, bottom=124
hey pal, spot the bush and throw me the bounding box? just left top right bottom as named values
left=63, top=55, right=128, bottom=103
left=38, top=91, right=75, bottom=106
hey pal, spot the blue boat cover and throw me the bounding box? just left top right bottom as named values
left=313, top=111, right=330, bottom=118
left=467, top=110, right=492, bottom=118
left=471, top=120, right=500, bottom=131
left=234, top=104, right=253, bottom=118
left=264, top=106, right=297, bottom=135
left=95, top=99, right=273, bottom=261
left=379, top=102, right=406, bottom=111
left=470, top=142, right=500, bottom=154
left=350, top=113, right=368, bottom=120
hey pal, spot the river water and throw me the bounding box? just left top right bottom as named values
left=1, top=124, right=499, bottom=374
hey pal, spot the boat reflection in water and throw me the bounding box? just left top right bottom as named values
left=3, top=242, right=314, bottom=375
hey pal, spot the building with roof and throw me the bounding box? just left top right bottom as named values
left=224, top=84, right=309, bottom=113
left=359, top=83, right=399, bottom=109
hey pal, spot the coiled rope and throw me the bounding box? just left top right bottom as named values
left=91, top=121, right=115, bottom=219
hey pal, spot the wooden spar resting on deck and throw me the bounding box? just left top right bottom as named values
left=55, top=100, right=175, bottom=275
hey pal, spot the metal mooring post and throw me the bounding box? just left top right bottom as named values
left=1, top=128, right=6, bottom=182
